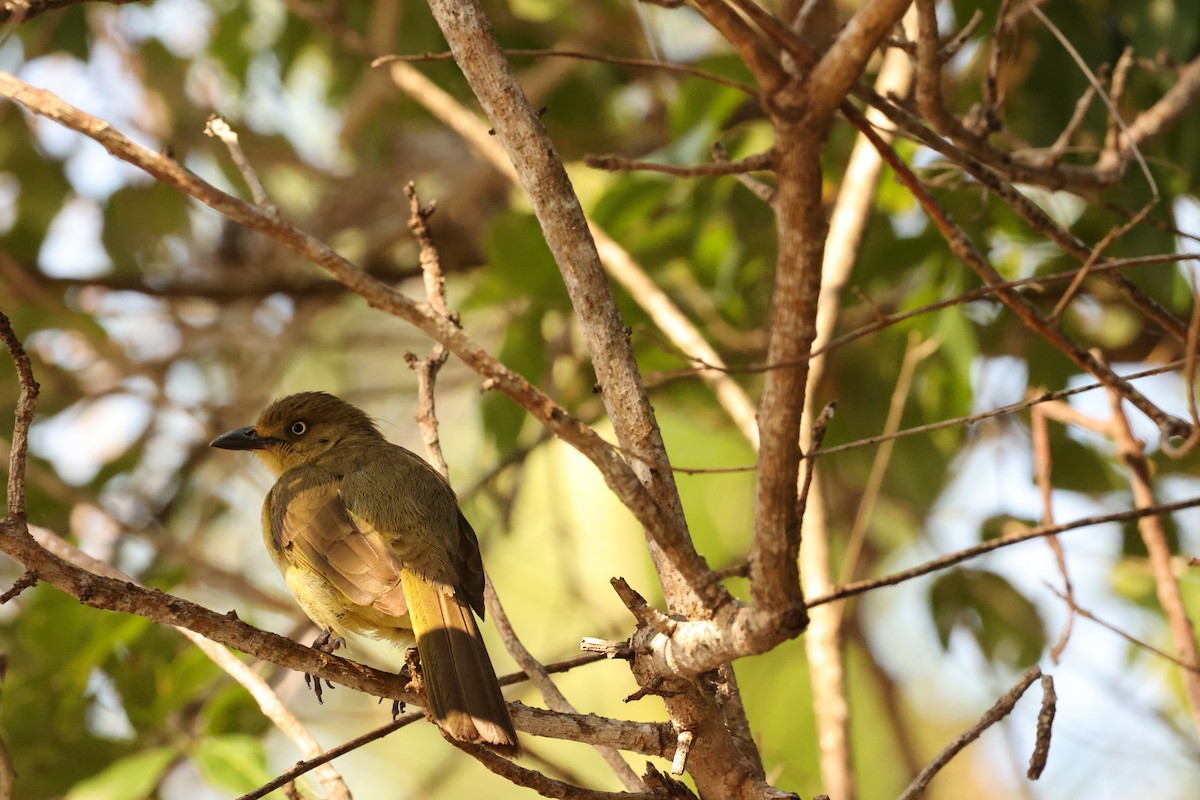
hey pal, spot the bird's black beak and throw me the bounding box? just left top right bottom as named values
left=210, top=426, right=271, bottom=451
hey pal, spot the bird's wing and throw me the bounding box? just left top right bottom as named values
left=267, top=468, right=408, bottom=616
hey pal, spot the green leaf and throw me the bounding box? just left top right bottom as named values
left=192, top=734, right=275, bottom=793
left=929, top=568, right=1046, bottom=667
left=64, top=746, right=179, bottom=800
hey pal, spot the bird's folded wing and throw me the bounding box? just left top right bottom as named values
left=269, top=470, right=408, bottom=616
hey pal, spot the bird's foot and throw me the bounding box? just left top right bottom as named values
left=375, top=695, right=407, bottom=719
left=305, top=629, right=346, bottom=704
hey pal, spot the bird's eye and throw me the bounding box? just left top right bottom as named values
left=290, top=421, right=307, bottom=436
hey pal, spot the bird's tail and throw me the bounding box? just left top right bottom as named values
left=401, top=570, right=519, bottom=754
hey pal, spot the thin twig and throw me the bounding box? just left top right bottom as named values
left=0, top=310, right=39, bottom=519
left=797, top=401, right=835, bottom=529
left=1030, top=404, right=1074, bottom=663
left=809, top=360, right=1187, bottom=460
left=897, top=667, right=1042, bottom=800
left=237, top=712, right=424, bottom=800
left=1043, top=81, right=1099, bottom=166
left=0, top=571, right=37, bottom=604
left=981, top=0, right=1015, bottom=135
left=844, top=103, right=1190, bottom=442
left=370, top=48, right=759, bottom=98
left=807, top=495, right=1200, bottom=608
left=584, top=149, right=777, bottom=177
left=1048, top=202, right=1155, bottom=323
left=1027, top=674, right=1056, bottom=780
left=1045, top=586, right=1200, bottom=675
left=1106, top=376, right=1200, bottom=734
left=448, top=739, right=661, bottom=800
left=712, top=141, right=776, bottom=204
left=204, top=116, right=274, bottom=212
left=1027, top=5, right=1157, bottom=199
left=403, top=182, right=452, bottom=477
left=838, top=333, right=939, bottom=587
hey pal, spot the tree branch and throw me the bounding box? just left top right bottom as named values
left=804, top=0, right=912, bottom=123
left=421, top=0, right=721, bottom=613
left=807, top=496, right=1200, bottom=607
left=0, top=69, right=698, bottom=609
left=0, top=0, right=140, bottom=24
left=897, top=667, right=1042, bottom=800
left=0, top=312, right=37, bottom=520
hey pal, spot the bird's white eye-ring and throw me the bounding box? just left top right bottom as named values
left=290, top=421, right=307, bottom=436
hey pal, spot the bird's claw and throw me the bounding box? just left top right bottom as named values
left=306, top=629, right=345, bottom=703
left=311, top=630, right=347, bottom=654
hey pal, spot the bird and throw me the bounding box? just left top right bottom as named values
left=210, top=391, right=518, bottom=752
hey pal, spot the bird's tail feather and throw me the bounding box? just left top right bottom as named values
left=402, top=570, right=519, bottom=754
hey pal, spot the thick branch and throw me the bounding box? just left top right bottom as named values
left=804, top=0, right=912, bottom=123
left=747, top=132, right=823, bottom=618
left=421, top=0, right=721, bottom=613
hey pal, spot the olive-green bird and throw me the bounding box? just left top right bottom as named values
left=210, top=391, right=518, bottom=752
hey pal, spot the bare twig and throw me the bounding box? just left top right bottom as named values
left=897, top=667, right=1042, bottom=800
left=448, top=740, right=662, bottom=800
left=237, top=712, right=423, bottom=800
left=844, top=103, right=1190, bottom=442
left=584, top=149, right=777, bottom=177
left=1106, top=378, right=1200, bottom=733
left=1048, top=204, right=1155, bottom=324
left=1043, top=81, right=1100, bottom=165
left=1027, top=674, right=1056, bottom=780
left=1028, top=5, right=1157, bottom=198
left=1045, top=585, right=1200, bottom=674
left=712, top=141, right=777, bottom=204
left=0, top=310, right=38, bottom=519
left=403, top=182, right=453, bottom=478
left=204, top=116, right=274, bottom=211
left=807, top=496, right=1200, bottom=607
left=370, top=48, right=759, bottom=97
left=811, top=361, right=1188, bottom=460
left=0, top=571, right=37, bottom=604
left=981, top=0, right=1014, bottom=134
left=839, top=333, right=938, bottom=587
left=1030, top=404, right=1074, bottom=663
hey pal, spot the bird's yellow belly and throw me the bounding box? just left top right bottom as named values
left=283, top=564, right=414, bottom=646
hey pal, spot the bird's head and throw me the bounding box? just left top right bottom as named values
left=209, top=391, right=382, bottom=475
